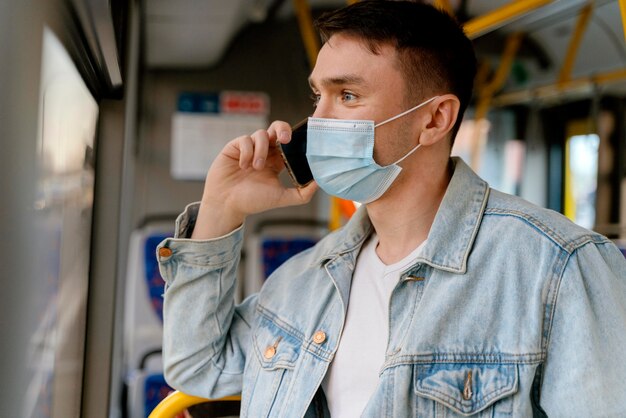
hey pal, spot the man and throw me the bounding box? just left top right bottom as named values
left=158, top=1, right=626, bottom=417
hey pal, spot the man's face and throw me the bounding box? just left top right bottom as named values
left=309, top=34, right=421, bottom=166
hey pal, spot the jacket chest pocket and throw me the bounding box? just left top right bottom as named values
left=414, top=363, right=518, bottom=417
left=246, top=315, right=302, bottom=417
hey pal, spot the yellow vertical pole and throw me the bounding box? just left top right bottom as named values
left=558, top=2, right=594, bottom=87
left=329, top=197, right=342, bottom=231
left=471, top=32, right=524, bottom=171
left=563, top=120, right=589, bottom=223
left=470, top=97, right=491, bottom=172
left=434, top=0, right=453, bottom=15
left=293, top=0, right=320, bottom=68
left=564, top=137, right=575, bottom=222
left=474, top=60, right=492, bottom=91
left=619, top=0, right=626, bottom=43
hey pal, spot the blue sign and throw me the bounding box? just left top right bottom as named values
left=177, top=92, right=220, bottom=113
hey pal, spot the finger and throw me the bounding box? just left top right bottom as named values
left=298, top=181, right=319, bottom=202
left=250, top=129, right=270, bottom=170
left=267, top=120, right=292, bottom=144
left=236, top=135, right=254, bottom=169
left=277, top=181, right=318, bottom=208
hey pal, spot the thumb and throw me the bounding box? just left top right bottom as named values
left=277, top=181, right=318, bottom=208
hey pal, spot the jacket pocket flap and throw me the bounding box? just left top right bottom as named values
left=415, top=363, right=518, bottom=416
left=253, top=315, right=301, bottom=370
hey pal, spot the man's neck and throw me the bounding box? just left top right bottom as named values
left=366, top=158, right=452, bottom=265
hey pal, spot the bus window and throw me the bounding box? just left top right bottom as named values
left=26, top=27, right=99, bottom=418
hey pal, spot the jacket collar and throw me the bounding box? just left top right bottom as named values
left=318, top=158, right=489, bottom=274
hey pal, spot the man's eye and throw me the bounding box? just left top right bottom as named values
left=342, top=92, right=357, bottom=102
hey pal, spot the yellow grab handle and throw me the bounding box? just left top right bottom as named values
left=148, top=391, right=241, bottom=418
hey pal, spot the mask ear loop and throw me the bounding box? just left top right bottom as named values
left=374, top=96, right=439, bottom=165
left=393, top=143, right=421, bottom=165
left=374, top=96, right=438, bottom=128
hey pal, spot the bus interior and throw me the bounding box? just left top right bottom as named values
left=1, top=0, right=625, bottom=417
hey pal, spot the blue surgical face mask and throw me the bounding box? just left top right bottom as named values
left=306, top=96, right=437, bottom=203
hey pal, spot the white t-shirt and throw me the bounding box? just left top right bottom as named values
left=321, top=234, right=425, bottom=417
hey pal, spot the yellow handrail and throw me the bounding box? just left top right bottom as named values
left=558, top=2, right=594, bottom=86
left=491, top=68, right=626, bottom=107
left=464, top=0, right=554, bottom=39
left=148, top=391, right=241, bottom=418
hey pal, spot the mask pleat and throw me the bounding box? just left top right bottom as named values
left=304, top=96, right=434, bottom=203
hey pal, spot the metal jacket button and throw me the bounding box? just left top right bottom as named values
left=158, top=247, right=172, bottom=258
left=313, top=331, right=326, bottom=344
left=264, top=346, right=276, bottom=359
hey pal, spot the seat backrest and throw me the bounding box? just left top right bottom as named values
left=123, top=224, right=173, bottom=371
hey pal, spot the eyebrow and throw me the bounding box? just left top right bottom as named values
left=308, top=74, right=367, bottom=90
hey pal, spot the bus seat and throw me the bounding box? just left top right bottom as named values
left=123, top=222, right=174, bottom=417
left=243, top=219, right=327, bottom=295
left=127, top=368, right=172, bottom=418
left=124, top=225, right=173, bottom=371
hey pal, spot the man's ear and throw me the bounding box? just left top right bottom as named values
left=419, top=94, right=460, bottom=146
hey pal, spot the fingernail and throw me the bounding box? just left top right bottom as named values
left=254, top=158, right=264, bottom=169
left=279, top=131, right=290, bottom=141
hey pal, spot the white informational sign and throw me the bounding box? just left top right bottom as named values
left=171, top=91, right=269, bottom=180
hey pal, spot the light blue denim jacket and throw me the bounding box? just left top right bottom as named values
left=158, top=158, right=626, bottom=418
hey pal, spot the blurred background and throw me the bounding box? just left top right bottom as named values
left=1, top=0, right=625, bottom=417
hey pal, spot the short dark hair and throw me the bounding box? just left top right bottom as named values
left=315, top=0, right=477, bottom=141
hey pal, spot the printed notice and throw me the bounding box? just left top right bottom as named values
left=171, top=113, right=267, bottom=180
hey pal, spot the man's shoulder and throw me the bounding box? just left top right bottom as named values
left=483, top=188, right=609, bottom=254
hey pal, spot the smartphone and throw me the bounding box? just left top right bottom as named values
left=277, top=118, right=314, bottom=187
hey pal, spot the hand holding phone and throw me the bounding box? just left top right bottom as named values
left=191, top=119, right=317, bottom=239
left=277, top=118, right=314, bottom=187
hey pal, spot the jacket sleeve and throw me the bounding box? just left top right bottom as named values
left=157, top=202, right=255, bottom=399
left=541, top=240, right=626, bottom=417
